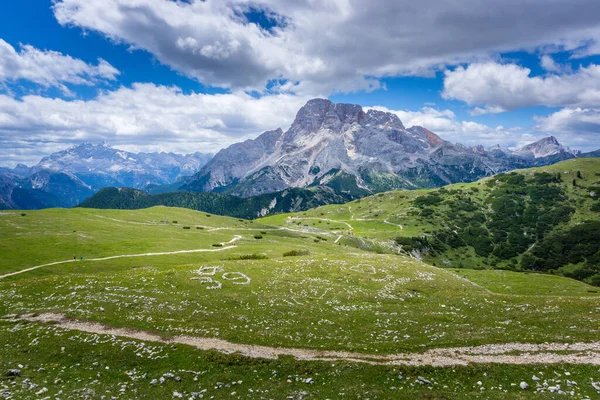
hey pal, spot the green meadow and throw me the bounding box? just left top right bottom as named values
left=1, top=161, right=600, bottom=398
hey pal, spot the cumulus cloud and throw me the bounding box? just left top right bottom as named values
left=540, top=54, right=567, bottom=73
left=0, top=83, right=310, bottom=166
left=52, top=0, right=600, bottom=94
left=442, top=61, right=600, bottom=113
left=0, top=39, right=119, bottom=96
left=534, top=108, right=600, bottom=151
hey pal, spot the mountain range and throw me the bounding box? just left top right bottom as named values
left=181, top=99, right=587, bottom=198
left=0, top=143, right=212, bottom=209
left=1, top=98, right=598, bottom=212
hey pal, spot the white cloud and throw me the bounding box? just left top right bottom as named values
left=52, top=0, right=600, bottom=94
left=442, top=61, right=600, bottom=113
left=540, top=54, right=562, bottom=73
left=0, top=83, right=310, bottom=166
left=534, top=108, right=600, bottom=151
left=0, top=39, right=119, bottom=95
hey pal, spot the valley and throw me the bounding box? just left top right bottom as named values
left=3, top=1, right=600, bottom=398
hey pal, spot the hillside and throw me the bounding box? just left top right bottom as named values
left=261, top=158, right=600, bottom=286
left=79, top=185, right=359, bottom=219
left=2, top=206, right=600, bottom=398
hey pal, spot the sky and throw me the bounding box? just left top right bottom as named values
left=2, top=0, right=600, bottom=167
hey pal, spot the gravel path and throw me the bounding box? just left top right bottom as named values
left=12, top=313, right=600, bottom=367
left=0, top=238, right=240, bottom=280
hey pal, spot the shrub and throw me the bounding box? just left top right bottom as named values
left=420, top=208, right=434, bottom=217
left=172, top=221, right=178, bottom=224
left=283, top=250, right=310, bottom=257
left=414, top=194, right=442, bottom=207
left=236, top=254, right=268, bottom=260
left=196, top=226, right=204, bottom=230
left=254, top=235, right=263, bottom=240
left=20, top=213, right=26, bottom=217
left=212, top=243, right=223, bottom=247
left=183, top=226, right=191, bottom=229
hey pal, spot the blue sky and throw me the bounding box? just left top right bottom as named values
left=1, top=0, right=600, bottom=166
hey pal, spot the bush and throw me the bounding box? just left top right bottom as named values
left=212, top=243, right=223, bottom=247
left=183, top=226, right=191, bottom=229
left=254, top=235, right=263, bottom=240
left=283, top=250, right=310, bottom=257
left=236, top=254, right=268, bottom=260
left=20, top=213, right=26, bottom=217
left=414, top=194, right=442, bottom=207
left=172, top=221, right=178, bottom=224
left=420, top=208, right=434, bottom=217
left=196, top=226, right=204, bottom=229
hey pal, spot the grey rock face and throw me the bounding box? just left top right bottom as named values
left=183, top=99, right=593, bottom=197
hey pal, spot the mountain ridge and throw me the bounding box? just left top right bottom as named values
left=182, top=98, right=589, bottom=197
left=0, top=143, right=213, bottom=209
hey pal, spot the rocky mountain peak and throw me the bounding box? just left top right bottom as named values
left=363, top=109, right=405, bottom=130
left=518, top=136, right=574, bottom=159
left=285, top=99, right=366, bottom=142
left=182, top=99, right=596, bottom=198
left=407, top=126, right=445, bottom=147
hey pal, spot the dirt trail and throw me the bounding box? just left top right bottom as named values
left=12, top=313, right=600, bottom=367
left=384, top=219, right=403, bottom=230
left=288, top=217, right=354, bottom=231
left=0, top=238, right=240, bottom=280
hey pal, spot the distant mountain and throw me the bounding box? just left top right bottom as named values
left=182, top=99, right=591, bottom=198
left=0, top=172, right=62, bottom=210
left=80, top=186, right=359, bottom=219
left=36, top=142, right=212, bottom=190
left=0, top=143, right=212, bottom=210
left=20, top=170, right=95, bottom=207
left=515, top=136, right=578, bottom=159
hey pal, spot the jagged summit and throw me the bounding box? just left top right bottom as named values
left=517, top=136, right=576, bottom=159
left=186, top=98, right=575, bottom=197
left=9, top=143, right=213, bottom=193
left=182, top=98, right=599, bottom=198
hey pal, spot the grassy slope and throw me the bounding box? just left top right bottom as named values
left=261, top=159, right=600, bottom=284
left=2, top=204, right=600, bottom=398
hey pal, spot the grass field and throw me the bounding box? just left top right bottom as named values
left=1, top=194, right=600, bottom=397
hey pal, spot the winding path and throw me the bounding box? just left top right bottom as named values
left=10, top=313, right=600, bottom=367
left=0, top=236, right=241, bottom=280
